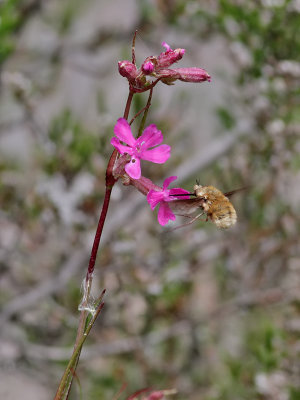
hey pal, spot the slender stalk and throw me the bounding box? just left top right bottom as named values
left=54, top=91, right=134, bottom=400
left=123, top=90, right=134, bottom=120
left=54, top=297, right=105, bottom=400
left=137, top=88, right=153, bottom=136
left=74, top=90, right=134, bottom=343
left=129, top=87, right=153, bottom=128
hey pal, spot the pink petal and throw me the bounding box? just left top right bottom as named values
left=158, top=203, right=176, bottom=226
left=163, top=176, right=177, bottom=190
left=136, top=124, right=163, bottom=149
left=147, top=189, right=164, bottom=210
left=111, top=137, right=133, bottom=155
left=125, top=157, right=141, bottom=180
left=161, top=41, right=171, bottom=52
left=114, top=118, right=136, bottom=147
left=169, top=187, right=190, bottom=199
left=141, top=144, right=171, bottom=163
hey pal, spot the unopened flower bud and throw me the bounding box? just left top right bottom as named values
left=154, top=69, right=181, bottom=85
left=118, top=60, right=150, bottom=93
left=147, top=391, right=164, bottom=400
left=171, top=67, right=211, bottom=83
left=157, top=43, right=185, bottom=69
left=142, top=60, right=155, bottom=74
left=118, top=60, right=139, bottom=81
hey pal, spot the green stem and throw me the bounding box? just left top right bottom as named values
left=54, top=292, right=105, bottom=400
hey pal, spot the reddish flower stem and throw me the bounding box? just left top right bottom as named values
left=61, top=90, right=135, bottom=399
left=86, top=90, right=134, bottom=276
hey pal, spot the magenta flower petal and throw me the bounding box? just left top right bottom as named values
left=114, top=118, right=136, bottom=147
left=137, top=124, right=163, bottom=148
left=112, top=119, right=171, bottom=180
left=142, top=145, right=171, bottom=163
left=158, top=202, right=176, bottom=226
left=161, top=41, right=171, bottom=52
left=169, top=187, right=190, bottom=198
left=147, top=175, right=190, bottom=225
left=147, top=190, right=165, bottom=210
left=125, top=157, right=141, bottom=179
left=110, top=137, right=133, bottom=155
left=163, top=176, right=177, bottom=190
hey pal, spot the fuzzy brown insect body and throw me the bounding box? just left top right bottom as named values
left=194, top=185, right=237, bottom=229
left=170, top=184, right=238, bottom=229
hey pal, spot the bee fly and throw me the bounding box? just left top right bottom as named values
left=170, top=183, right=246, bottom=229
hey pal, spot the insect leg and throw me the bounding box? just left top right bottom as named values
left=169, top=212, right=205, bottom=231
left=174, top=213, right=196, bottom=219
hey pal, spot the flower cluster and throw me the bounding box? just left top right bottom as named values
left=118, top=42, right=211, bottom=93
left=112, top=41, right=210, bottom=226
left=110, top=120, right=190, bottom=226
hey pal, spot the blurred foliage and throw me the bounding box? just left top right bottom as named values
left=0, top=0, right=21, bottom=63
left=0, top=0, right=43, bottom=64
left=45, top=109, right=100, bottom=179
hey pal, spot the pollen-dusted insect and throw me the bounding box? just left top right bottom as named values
left=170, top=183, right=245, bottom=229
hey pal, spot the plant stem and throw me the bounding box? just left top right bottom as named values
left=54, top=298, right=105, bottom=400
left=74, top=90, right=134, bottom=344
left=54, top=90, right=134, bottom=400
left=137, top=88, right=153, bottom=136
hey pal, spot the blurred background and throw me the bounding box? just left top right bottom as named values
left=0, top=1, right=299, bottom=399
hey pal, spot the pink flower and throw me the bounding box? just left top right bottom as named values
left=111, top=118, right=171, bottom=180
left=147, top=176, right=190, bottom=226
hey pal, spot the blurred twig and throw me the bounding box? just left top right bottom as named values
left=0, top=249, right=87, bottom=325
left=23, top=285, right=296, bottom=362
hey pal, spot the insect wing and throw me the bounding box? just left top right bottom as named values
left=224, top=186, right=249, bottom=198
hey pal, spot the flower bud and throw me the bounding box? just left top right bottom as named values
left=171, top=67, right=211, bottom=83
left=118, top=60, right=139, bottom=82
left=147, top=391, right=164, bottom=400
left=118, top=60, right=150, bottom=93
left=154, top=69, right=181, bottom=85
left=156, top=45, right=185, bottom=69
left=141, top=60, right=155, bottom=74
